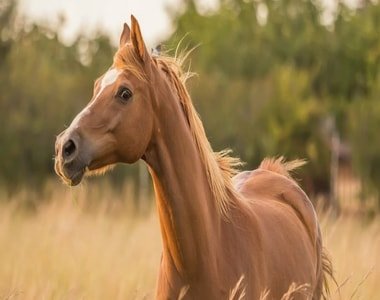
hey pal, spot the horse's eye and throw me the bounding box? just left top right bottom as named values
left=117, top=87, right=133, bottom=102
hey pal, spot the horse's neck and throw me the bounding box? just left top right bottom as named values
left=144, top=92, right=221, bottom=279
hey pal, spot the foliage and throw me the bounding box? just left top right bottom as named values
left=1, top=0, right=380, bottom=206
left=0, top=1, right=116, bottom=188
left=167, top=0, right=380, bottom=202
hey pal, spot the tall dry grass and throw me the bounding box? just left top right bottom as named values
left=0, top=181, right=161, bottom=299
left=321, top=214, right=380, bottom=300
left=0, top=181, right=379, bottom=299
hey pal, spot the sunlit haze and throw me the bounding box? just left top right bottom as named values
left=19, top=0, right=219, bottom=46
left=19, top=0, right=357, bottom=47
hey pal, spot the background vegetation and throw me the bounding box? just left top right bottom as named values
left=1, top=0, right=380, bottom=208
left=166, top=0, right=380, bottom=207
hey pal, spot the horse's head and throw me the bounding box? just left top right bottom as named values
left=55, top=16, right=156, bottom=185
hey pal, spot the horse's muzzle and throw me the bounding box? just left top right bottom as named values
left=55, top=130, right=88, bottom=186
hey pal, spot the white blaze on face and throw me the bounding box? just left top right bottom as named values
left=70, top=67, right=122, bottom=129
left=94, top=68, right=123, bottom=101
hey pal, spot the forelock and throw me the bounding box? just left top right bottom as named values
left=113, top=44, right=147, bottom=82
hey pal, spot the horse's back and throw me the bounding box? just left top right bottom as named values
left=232, top=160, right=323, bottom=299
left=237, top=167, right=318, bottom=244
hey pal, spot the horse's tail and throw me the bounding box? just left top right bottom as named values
left=313, top=216, right=335, bottom=300
left=319, top=248, right=334, bottom=299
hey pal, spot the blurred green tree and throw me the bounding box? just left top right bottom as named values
left=166, top=0, right=380, bottom=207
left=1, top=0, right=380, bottom=209
left=0, top=1, right=116, bottom=190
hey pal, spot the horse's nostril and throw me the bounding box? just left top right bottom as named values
left=63, top=139, right=76, bottom=159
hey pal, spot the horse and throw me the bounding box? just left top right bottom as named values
left=54, top=16, right=332, bottom=299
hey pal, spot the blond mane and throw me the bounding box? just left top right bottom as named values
left=114, top=46, right=242, bottom=216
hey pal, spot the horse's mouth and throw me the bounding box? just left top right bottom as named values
left=66, top=168, right=86, bottom=186
left=55, top=158, right=115, bottom=186
left=54, top=158, right=86, bottom=186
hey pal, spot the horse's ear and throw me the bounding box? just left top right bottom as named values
left=130, top=15, right=150, bottom=63
left=119, top=23, right=131, bottom=48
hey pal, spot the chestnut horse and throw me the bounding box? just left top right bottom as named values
left=55, top=16, right=332, bottom=299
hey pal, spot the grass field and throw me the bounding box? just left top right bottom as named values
left=0, top=181, right=379, bottom=299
